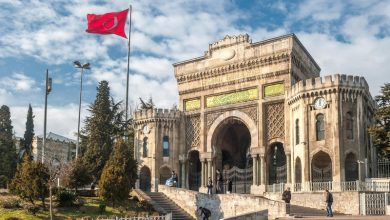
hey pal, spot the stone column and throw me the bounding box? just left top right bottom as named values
left=286, top=153, right=291, bottom=183
left=252, top=155, right=258, bottom=185
left=207, top=158, right=212, bottom=181
left=260, top=154, right=265, bottom=185
left=201, top=160, right=205, bottom=187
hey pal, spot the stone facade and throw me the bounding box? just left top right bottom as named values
left=32, top=132, right=75, bottom=165
left=134, top=34, right=376, bottom=194
left=159, top=185, right=285, bottom=220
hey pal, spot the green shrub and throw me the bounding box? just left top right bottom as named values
left=56, top=190, right=77, bottom=207
left=98, top=204, right=106, bottom=214
left=136, top=200, right=154, bottom=212
left=24, top=204, right=39, bottom=215
left=0, top=175, right=8, bottom=188
left=0, top=197, right=21, bottom=209
left=5, top=217, right=20, bottom=220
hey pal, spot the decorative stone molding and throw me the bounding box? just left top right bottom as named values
left=185, top=115, right=200, bottom=149
left=265, top=102, right=285, bottom=141
left=179, top=69, right=290, bottom=95
left=176, top=52, right=290, bottom=84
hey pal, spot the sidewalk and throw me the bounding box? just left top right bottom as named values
left=279, top=215, right=390, bottom=219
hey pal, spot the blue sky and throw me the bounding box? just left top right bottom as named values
left=0, top=0, right=389, bottom=138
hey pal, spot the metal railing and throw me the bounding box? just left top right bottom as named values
left=377, top=159, right=390, bottom=178
left=266, top=181, right=390, bottom=193
left=96, top=213, right=171, bottom=220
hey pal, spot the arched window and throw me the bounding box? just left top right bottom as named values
left=346, top=112, right=353, bottom=139
left=316, top=114, right=325, bottom=141
left=143, top=137, right=148, bottom=157
left=163, top=136, right=169, bottom=157
left=295, top=119, right=300, bottom=145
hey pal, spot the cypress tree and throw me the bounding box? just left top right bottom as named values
left=23, top=104, right=34, bottom=158
left=98, top=138, right=137, bottom=206
left=82, top=81, right=116, bottom=181
left=369, top=83, right=390, bottom=159
left=0, top=105, right=17, bottom=180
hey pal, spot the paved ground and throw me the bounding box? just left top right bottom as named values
left=279, top=215, right=390, bottom=219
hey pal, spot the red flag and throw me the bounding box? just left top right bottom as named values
left=86, top=9, right=128, bottom=38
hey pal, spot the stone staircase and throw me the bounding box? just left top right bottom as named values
left=290, top=204, right=327, bottom=217
left=146, top=192, right=195, bottom=220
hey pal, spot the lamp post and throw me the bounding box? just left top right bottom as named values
left=42, top=69, right=52, bottom=163
left=357, top=160, right=365, bottom=182
left=73, top=61, right=90, bottom=159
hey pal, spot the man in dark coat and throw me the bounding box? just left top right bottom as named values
left=199, top=206, right=211, bottom=220
left=325, top=189, right=333, bottom=217
left=282, top=187, right=291, bottom=214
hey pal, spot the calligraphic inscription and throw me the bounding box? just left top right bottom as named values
left=206, top=88, right=258, bottom=108
left=185, top=99, right=201, bottom=111
left=264, top=83, right=284, bottom=97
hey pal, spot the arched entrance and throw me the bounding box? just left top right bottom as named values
left=345, top=153, right=358, bottom=181
left=188, top=150, right=201, bottom=191
left=311, top=151, right=332, bottom=182
left=267, top=142, right=287, bottom=184
left=159, top=166, right=171, bottom=184
left=139, top=166, right=151, bottom=192
left=295, top=157, right=302, bottom=184
left=212, top=118, right=252, bottom=193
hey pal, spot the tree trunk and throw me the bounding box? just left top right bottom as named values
left=49, top=185, right=53, bottom=220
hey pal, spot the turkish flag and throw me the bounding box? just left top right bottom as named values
left=86, top=9, right=128, bottom=38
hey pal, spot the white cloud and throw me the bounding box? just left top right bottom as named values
left=0, top=73, right=36, bottom=92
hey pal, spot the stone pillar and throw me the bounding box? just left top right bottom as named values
left=207, top=158, right=212, bottom=181
left=287, top=153, right=291, bottom=183
left=260, top=154, right=265, bottom=185
left=201, top=160, right=205, bottom=187
left=252, top=155, right=258, bottom=185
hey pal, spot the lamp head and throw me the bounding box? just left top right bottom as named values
left=73, top=61, right=82, bottom=68
left=83, top=63, right=91, bottom=70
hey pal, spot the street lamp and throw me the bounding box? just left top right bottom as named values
left=42, top=69, right=52, bottom=163
left=357, top=160, right=365, bottom=182
left=73, top=61, right=90, bottom=159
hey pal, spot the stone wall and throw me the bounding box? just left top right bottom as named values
left=159, top=185, right=286, bottom=220
left=264, top=191, right=360, bottom=215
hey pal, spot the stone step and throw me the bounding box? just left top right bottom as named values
left=290, top=205, right=343, bottom=217
left=145, top=192, right=195, bottom=220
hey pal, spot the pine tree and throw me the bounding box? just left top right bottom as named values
left=82, top=81, right=116, bottom=181
left=23, top=104, right=34, bottom=158
left=9, top=155, right=49, bottom=206
left=369, top=83, right=390, bottom=159
left=98, top=138, right=137, bottom=206
left=0, top=105, right=17, bottom=180
left=61, top=158, right=92, bottom=191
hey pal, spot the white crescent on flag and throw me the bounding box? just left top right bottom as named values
left=103, top=16, right=119, bottom=31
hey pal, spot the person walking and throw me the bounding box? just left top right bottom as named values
left=199, top=206, right=211, bottom=220
left=227, top=178, right=233, bottom=194
left=282, top=187, right=292, bottom=214
left=207, top=176, right=213, bottom=195
left=216, top=169, right=223, bottom=193
left=325, top=188, right=333, bottom=217
left=171, top=170, right=178, bottom=187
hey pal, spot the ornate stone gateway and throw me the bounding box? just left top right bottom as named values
left=311, top=151, right=332, bottom=182
left=213, top=118, right=253, bottom=194
left=139, top=166, right=151, bottom=192
left=268, top=142, right=287, bottom=184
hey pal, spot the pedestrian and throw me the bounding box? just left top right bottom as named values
left=171, top=170, right=178, bottom=187
left=216, top=169, right=223, bottom=193
left=198, top=206, right=211, bottom=220
left=207, top=176, right=213, bottom=195
left=325, top=188, right=333, bottom=217
left=227, top=178, right=233, bottom=194
left=282, top=187, right=291, bottom=214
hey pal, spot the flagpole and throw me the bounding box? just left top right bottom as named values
left=125, top=5, right=132, bottom=125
